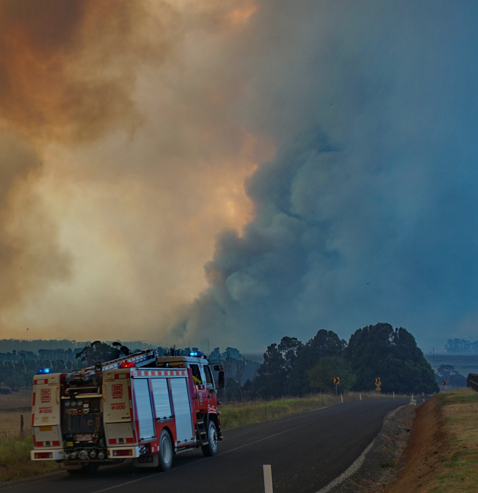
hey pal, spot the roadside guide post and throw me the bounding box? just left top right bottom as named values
left=334, top=376, right=340, bottom=396
left=263, top=465, right=273, bottom=493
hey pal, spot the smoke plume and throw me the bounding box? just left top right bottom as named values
left=169, top=1, right=478, bottom=351
left=0, top=130, right=71, bottom=330
left=1, top=0, right=478, bottom=352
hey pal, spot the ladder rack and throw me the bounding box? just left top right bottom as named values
left=85, top=349, right=159, bottom=371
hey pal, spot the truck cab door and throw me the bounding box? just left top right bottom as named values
left=203, top=365, right=218, bottom=411
left=190, top=364, right=207, bottom=411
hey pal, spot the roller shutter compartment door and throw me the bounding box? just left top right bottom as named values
left=152, top=378, right=173, bottom=420
left=134, top=379, right=155, bottom=441
left=170, top=377, right=194, bottom=443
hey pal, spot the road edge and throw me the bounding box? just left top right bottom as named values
left=315, top=403, right=412, bottom=493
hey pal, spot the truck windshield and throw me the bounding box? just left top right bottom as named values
left=190, top=364, right=202, bottom=384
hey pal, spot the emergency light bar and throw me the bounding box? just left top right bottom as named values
left=189, top=351, right=203, bottom=357
left=37, top=368, right=51, bottom=374
left=120, top=362, right=136, bottom=368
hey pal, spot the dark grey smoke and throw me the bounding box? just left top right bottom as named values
left=171, top=1, right=478, bottom=351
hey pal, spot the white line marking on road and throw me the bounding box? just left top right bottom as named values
left=263, top=464, right=273, bottom=493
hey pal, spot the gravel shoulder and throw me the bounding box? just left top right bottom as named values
left=319, top=401, right=418, bottom=492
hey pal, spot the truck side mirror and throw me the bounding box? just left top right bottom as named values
left=217, top=371, right=225, bottom=389
left=214, top=364, right=223, bottom=372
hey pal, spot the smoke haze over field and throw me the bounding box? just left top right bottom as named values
left=1, top=1, right=477, bottom=352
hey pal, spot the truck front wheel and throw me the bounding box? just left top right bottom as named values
left=158, top=429, right=173, bottom=471
left=201, top=419, right=218, bottom=457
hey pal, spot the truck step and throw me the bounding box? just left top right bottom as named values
left=196, top=420, right=209, bottom=446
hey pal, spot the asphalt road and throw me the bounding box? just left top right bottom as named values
left=3, top=398, right=409, bottom=493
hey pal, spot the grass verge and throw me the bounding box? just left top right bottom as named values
left=431, top=389, right=478, bottom=492
left=386, top=388, right=478, bottom=493
left=220, top=391, right=401, bottom=431
left=220, top=394, right=337, bottom=430
left=0, top=436, right=58, bottom=483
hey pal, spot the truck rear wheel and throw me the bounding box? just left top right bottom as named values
left=158, top=429, right=173, bottom=471
left=201, top=419, right=218, bottom=457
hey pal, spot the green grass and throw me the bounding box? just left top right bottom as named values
left=427, top=388, right=478, bottom=492
left=0, top=436, right=58, bottom=483
left=220, top=391, right=401, bottom=431
left=220, top=394, right=337, bottom=430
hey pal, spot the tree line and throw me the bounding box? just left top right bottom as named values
left=0, top=324, right=438, bottom=397
left=445, top=338, right=478, bottom=354
left=248, top=323, right=439, bottom=399
left=0, top=339, right=157, bottom=361
left=0, top=360, right=78, bottom=391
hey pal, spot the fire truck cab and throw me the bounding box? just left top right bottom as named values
left=30, top=350, right=224, bottom=474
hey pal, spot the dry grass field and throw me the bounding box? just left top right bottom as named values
left=0, top=388, right=33, bottom=443
left=0, top=388, right=32, bottom=410
left=0, top=410, right=31, bottom=442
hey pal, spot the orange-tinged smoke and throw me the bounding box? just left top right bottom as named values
left=0, top=0, right=151, bottom=142
left=0, top=130, right=71, bottom=332
left=226, top=2, right=258, bottom=25
left=0, top=0, right=274, bottom=344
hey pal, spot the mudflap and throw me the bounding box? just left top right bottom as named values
left=133, top=454, right=160, bottom=468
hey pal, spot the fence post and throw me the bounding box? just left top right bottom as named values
left=20, top=414, right=24, bottom=436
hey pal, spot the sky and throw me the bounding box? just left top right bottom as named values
left=0, top=0, right=477, bottom=354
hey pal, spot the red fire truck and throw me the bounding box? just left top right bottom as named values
left=30, top=350, right=224, bottom=473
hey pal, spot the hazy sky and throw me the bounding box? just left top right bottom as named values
left=0, top=0, right=477, bottom=353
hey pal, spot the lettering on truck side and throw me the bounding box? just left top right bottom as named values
left=111, top=403, right=126, bottom=410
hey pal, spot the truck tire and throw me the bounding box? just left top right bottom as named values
left=201, top=419, right=218, bottom=457
left=158, top=429, right=173, bottom=471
